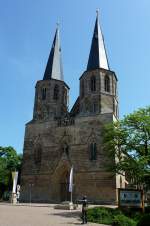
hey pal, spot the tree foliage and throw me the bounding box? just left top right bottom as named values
left=103, top=106, right=150, bottom=188
left=0, top=146, right=22, bottom=197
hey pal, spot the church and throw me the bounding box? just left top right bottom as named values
left=20, top=13, right=124, bottom=203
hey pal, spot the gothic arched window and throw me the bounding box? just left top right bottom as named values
left=120, top=176, right=123, bottom=188
left=53, top=85, right=59, bottom=100
left=90, top=143, right=97, bottom=160
left=104, top=75, right=110, bottom=92
left=90, top=76, right=96, bottom=92
left=63, top=143, right=69, bottom=156
left=42, top=88, right=46, bottom=100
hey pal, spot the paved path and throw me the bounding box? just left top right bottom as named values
left=0, top=203, right=109, bottom=226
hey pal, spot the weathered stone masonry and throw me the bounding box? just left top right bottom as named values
left=20, top=13, right=124, bottom=203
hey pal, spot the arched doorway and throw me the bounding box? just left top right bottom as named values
left=60, top=171, right=70, bottom=201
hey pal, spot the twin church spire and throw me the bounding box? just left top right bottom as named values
left=87, top=11, right=109, bottom=70
left=43, top=25, right=63, bottom=81
left=43, top=12, right=109, bottom=81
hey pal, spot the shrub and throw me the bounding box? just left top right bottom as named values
left=145, top=206, right=150, bottom=213
left=87, top=207, right=113, bottom=225
left=112, top=214, right=136, bottom=226
left=137, top=214, right=150, bottom=226
left=87, top=207, right=140, bottom=226
left=87, top=207, right=123, bottom=225
left=120, top=208, right=142, bottom=222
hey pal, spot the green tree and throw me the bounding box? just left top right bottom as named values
left=0, top=146, right=22, bottom=199
left=103, top=106, right=150, bottom=189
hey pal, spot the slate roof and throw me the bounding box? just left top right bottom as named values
left=43, top=27, right=63, bottom=81
left=87, top=12, right=109, bottom=70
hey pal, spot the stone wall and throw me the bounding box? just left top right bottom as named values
left=20, top=112, right=119, bottom=203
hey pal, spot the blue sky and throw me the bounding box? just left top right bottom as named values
left=0, top=0, right=150, bottom=153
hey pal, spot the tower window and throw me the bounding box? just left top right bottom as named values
left=90, top=143, right=97, bottom=160
left=63, top=143, right=69, bottom=156
left=120, top=176, right=123, bottom=188
left=53, top=85, right=59, bottom=100
left=90, top=76, right=96, bottom=92
left=42, top=88, right=46, bottom=100
left=104, top=75, right=110, bottom=92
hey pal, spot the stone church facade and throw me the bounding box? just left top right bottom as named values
left=20, top=13, right=124, bottom=203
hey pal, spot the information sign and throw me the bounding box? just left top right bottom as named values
left=118, top=188, right=144, bottom=209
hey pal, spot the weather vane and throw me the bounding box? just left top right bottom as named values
left=96, top=9, right=100, bottom=16
left=56, top=21, right=60, bottom=29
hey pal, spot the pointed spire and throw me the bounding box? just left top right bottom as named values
left=43, top=24, right=63, bottom=81
left=87, top=10, right=109, bottom=71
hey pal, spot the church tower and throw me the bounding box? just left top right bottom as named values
left=20, top=13, right=123, bottom=204
left=79, top=12, right=118, bottom=118
left=33, top=26, right=69, bottom=121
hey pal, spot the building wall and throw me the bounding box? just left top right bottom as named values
left=20, top=110, right=120, bottom=203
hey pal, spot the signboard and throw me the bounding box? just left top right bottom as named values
left=118, top=188, right=144, bottom=209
